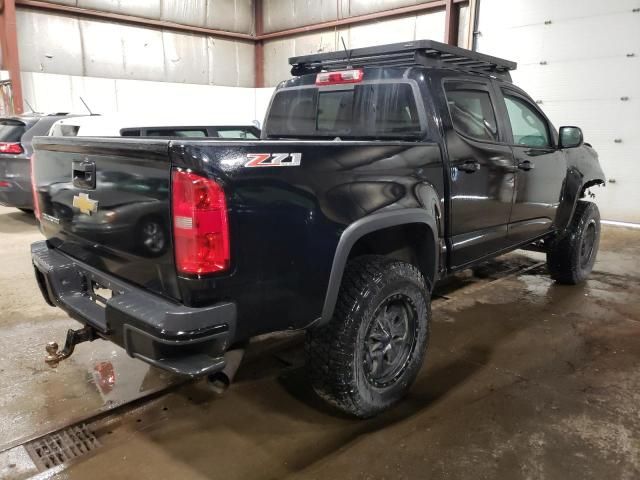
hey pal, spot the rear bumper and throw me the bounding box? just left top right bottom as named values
left=0, top=179, right=32, bottom=208
left=31, top=240, right=235, bottom=377
left=0, top=157, right=33, bottom=208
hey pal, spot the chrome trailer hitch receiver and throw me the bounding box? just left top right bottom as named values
left=45, top=326, right=97, bottom=368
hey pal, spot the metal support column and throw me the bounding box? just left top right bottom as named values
left=0, top=0, right=24, bottom=114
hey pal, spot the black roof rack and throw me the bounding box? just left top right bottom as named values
left=289, top=40, right=517, bottom=82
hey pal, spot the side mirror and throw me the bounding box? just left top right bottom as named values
left=559, top=126, right=583, bottom=149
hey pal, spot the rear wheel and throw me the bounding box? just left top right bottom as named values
left=306, top=256, right=430, bottom=418
left=547, top=200, right=600, bottom=284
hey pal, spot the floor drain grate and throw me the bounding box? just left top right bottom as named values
left=25, top=423, right=101, bottom=471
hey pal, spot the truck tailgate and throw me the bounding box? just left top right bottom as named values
left=31, top=137, right=180, bottom=300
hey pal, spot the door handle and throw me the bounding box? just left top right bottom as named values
left=457, top=160, right=481, bottom=173
left=517, top=160, right=535, bottom=171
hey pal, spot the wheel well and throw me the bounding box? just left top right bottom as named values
left=346, top=223, right=437, bottom=290
left=580, top=179, right=605, bottom=198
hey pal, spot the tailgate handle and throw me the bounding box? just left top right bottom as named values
left=72, top=160, right=96, bottom=189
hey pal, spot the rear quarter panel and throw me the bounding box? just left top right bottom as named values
left=171, top=140, right=444, bottom=339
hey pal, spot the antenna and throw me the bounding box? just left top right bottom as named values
left=341, top=37, right=352, bottom=69
left=79, top=96, right=94, bottom=115
left=24, top=99, right=39, bottom=114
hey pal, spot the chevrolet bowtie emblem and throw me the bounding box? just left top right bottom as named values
left=72, top=192, right=98, bottom=215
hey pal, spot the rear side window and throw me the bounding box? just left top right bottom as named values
left=0, top=119, right=26, bottom=142
left=145, top=128, right=208, bottom=137
left=120, top=129, right=141, bottom=137
left=266, top=83, right=423, bottom=139
left=444, top=88, right=498, bottom=142
left=215, top=128, right=259, bottom=139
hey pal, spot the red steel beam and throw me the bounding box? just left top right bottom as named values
left=444, top=0, right=460, bottom=45
left=257, top=1, right=458, bottom=40
left=254, top=0, right=264, bottom=88
left=15, top=0, right=254, bottom=40
left=1, top=0, right=24, bottom=114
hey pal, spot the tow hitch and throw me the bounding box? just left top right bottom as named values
left=45, top=326, right=97, bottom=368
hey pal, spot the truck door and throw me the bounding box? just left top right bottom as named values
left=495, top=86, right=567, bottom=243
left=442, top=80, right=517, bottom=268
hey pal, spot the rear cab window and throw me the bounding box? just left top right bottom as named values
left=265, top=72, right=426, bottom=140
left=0, top=119, right=27, bottom=142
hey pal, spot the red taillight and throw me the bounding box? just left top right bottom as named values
left=0, top=142, right=24, bottom=154
left=316, top=69, right=364, bottom=86
left=30, top=155, right=41, bottom=220
left=0, top=181, right=10, bottom=188
left=172, top=169, right=230, bottom=275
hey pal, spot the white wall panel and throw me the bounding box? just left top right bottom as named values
left=80, top=20, right=166, bottom=81
left=78, top=0, right=162, bottom=20
left=163, top=31, right=209, bottom=84
left=73, top=0, right=254, bottom=34
left=208, top=38, right=255, bottom=87
left=263, top=9, right=450, bottom=85
left=262, top=0, right=444, bottom=33
left=16, top=9, right=255, bottom=87
left=206, top=0, right=254, bottom=34
left=415, top=9, right=446, bottom=42
left=16, top=10, right=83, bottom=76
left=161, top=0, right=207, bottom=27
left=263, top=0, right=338, bottom=33
left=264, top=29, right=339, bottom=86
left=478, top=0, right=640, bottom=222
left=478, top=0, right=639, bottom=30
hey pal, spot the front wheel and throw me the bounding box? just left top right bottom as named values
left=547, top=200, right=601, bottom=284
left=306, top=256, right=431, bottom=418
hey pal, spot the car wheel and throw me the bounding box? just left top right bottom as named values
left=306, top=255, right=430, bottom=418
left=547, top=200, right=601, bottom=284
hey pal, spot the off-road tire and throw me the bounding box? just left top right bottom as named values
left=547, top=200, right=600, bottom=284
left=306, top=255, right=431, bottom=418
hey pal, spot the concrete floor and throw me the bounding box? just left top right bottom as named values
left=0, top=205, right=639, bottom=479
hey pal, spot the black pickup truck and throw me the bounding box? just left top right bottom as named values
left=31, top=41, right=605, bottom=417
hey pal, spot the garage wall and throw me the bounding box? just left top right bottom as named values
left=16, top=6, right=255, bottom=88
left=262, top=0, right=471, bottom=86
left=477, top=0, right=640, bottom=223
left=42, top=0, right=255, bottom=34
left=20, top=72, right=275, bottom=124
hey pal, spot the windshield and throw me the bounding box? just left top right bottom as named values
left=265, top=83, right=423, bottom=140
left=0, top=119, right=27, bottom=142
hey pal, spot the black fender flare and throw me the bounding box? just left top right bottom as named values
left=555, top=169, right=605, bottom=232
left=319, top=208, right=439, bottom=326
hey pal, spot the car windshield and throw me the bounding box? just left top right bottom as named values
left=265, top=82, right=423, bottom=140
left=0, top=119, right=27, bottom=142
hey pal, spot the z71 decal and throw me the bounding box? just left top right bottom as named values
left=245, top=153, right=302, bottom=168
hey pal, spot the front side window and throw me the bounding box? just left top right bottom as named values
left=265, top=82, right=422, bottom=139
left=444, top=87, right=499, bottom=142
left=503, top=94, right=551, bottom=148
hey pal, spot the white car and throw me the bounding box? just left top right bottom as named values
left=48, top=114, right=261, bottom=139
